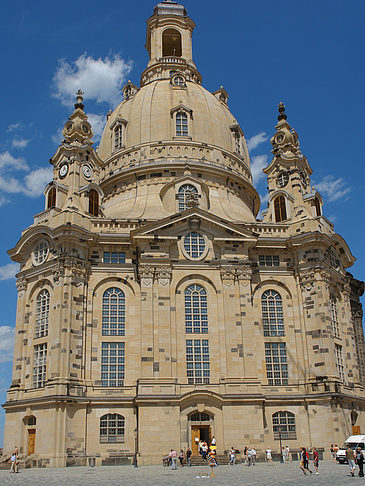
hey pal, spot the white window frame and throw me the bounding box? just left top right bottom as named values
left=33, top=343, right=47, bottom=388
left=35, top=289, right=50, bottom=338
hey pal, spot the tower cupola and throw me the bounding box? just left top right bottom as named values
left=141, top=0, right=201, bottom=86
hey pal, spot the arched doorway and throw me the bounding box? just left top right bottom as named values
left=23, top=415, right=37, bottom=455
left=188, top=411, right=214, bottom=455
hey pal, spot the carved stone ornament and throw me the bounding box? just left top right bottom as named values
left=299, top=269, right=315, bottom=291
left=52, top=263, right=65, bottom=284
left=220, top=267, right=235, bottom=286
left=236, top=265, right=252, bottom=286
left=16, top=277, right=28, bottom=296
left=139, top=265, right=154, bottom=287
left=155, top=265, right=172, bottom=286
left=351, top=302, right=363, bottom=320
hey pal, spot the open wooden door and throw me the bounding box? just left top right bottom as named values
left=191, top=426, right=200, bottom=455
left=28, top=429, right=36, bottom=455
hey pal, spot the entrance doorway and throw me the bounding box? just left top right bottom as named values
left=191, top=425, right=211, bottom=455
left=28, top=429, right=36, bottom=455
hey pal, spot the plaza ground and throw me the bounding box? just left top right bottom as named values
left=0, top=461, right=362, bottom=485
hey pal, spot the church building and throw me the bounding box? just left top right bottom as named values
left=3, top=0, right=365, bottom=467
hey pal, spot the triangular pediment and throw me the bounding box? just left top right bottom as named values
left=131, top=208, right=258, bottom=242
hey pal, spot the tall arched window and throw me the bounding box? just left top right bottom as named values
left=89, top=189, right=99, bottom=216
left=36, top=289, right=50, bottom=338
left=100, top=413, right=125, bottom=443
left=162, top=28, right=182, bottom=57
left=185, top=284, right=208, bottom=333
left=47, top=187, right=56, bottom=209
left=272, top=411, right=296, bottom=440
left=314, top=197, right=321, bottom=217
left=176, top=112, right=188, bottom=137
left=114, top=125, right=123, bottom=150
left=274, top=195, right=287, bottom=222
left=178, top=184, right=198, bottom=211
left=102, top=288, right=125, bottom=336
left=261, top=290, right=284, bottom=336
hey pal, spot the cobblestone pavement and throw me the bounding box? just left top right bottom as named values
left=0, top=461, right=363, bottom=485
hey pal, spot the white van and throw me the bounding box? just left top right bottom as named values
left=336, top=435, right=365, bottom=464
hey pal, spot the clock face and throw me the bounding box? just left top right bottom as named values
left=59, top=163, right=68, bottom=179
left=82, top=164, right=93, bottom=180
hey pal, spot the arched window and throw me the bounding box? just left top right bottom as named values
left=173, top=75, right=185, bottom=87
left=36, top=289, right=50, bottom=338
left=25, top=415, right=37, bottom=426
left=176, top=112, right=188, bottom=137
left=189, top=412, right=211, bottom=421
left=274, top=195, right=287, bottom=222
left=89, top=189, right=99, bottom=216
left=330, top=295, right=339, bottom=338
left=100, top=413, right=125, bottom=443
left=314, top=197, right=321, bottom=216
left=102, top=288, right=125, bottom=336
left=47, top=187, right=56, bottom=209
left=185, top=284, right=208, bottom=334
left=114, top=125, right=123, bottom=150
left=178, top=184, right=198, bottom=211
left=261, top=290, right=284, bottom=336
left=272, top=411, right=296, bottom=440
left=162, top=28, right=182, bottom=57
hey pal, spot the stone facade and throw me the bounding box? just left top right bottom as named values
left=3, top=0, right=365, bottom=468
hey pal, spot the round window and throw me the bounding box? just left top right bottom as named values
left=33, top=240, right=50, bottom=266
left=173, top=75, right=185, bottom=87
left=183, top=232, right=206, bottom=259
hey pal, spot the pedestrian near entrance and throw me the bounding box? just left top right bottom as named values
left=247, top=448, right=252, bottom=466
left=179, top=449, right=184, bottom=467
left=346, top=445, right=356, bottom=477
left=9, top=452, right=17, bottom=473
left=251, top=448, right=256, bottom=465
left=202, top=442, right=208, bottom=461
left=169, top=449, right=177, bottom=470
left=243, top=446, right=248, bottom=465
left=266, top=448, right=272, bottom=464
left=229, top=447, right=236, bottom=465
left=356, top=446, right=364, bottom=477
left=333, top=443, right=339, bottom=462
left=186, top=448, right=192, bottom=467
left=330, top=443, right=335, bottom=462
left=300, top=447, right=312, bottom=475
left=312, top=447, right=319, bottom=475
left=211, top=436, right=216, bottom=446
left=208, top=450, right=216, bottom=478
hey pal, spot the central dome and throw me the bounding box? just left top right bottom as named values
left=98, top=79, right=249, bottom=162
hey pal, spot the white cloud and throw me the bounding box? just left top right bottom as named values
left=7, top=122, right=22, bottom=132
left=0, top=326, right=15, bottom=363
left=12, top=138, right=30, bottom=149
left=260, top=192, right=270, bottom=206
left=52, top=53, right=133, bottom=107
left=315, top=175, right=351, bottom=202
left=23, top=167, right=53, bottom=196
left=0, top=262, right=18, bottom=281
left=0, top=151, right=28, bottom=171
left=88, top=113, right=106, bottom=141
left=0, top=195, right=9, bottom=207
left=250, top=154, right=268, bottom=185
left=247, top=132, right=268, bottom=151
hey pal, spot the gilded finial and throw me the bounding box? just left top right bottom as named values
left=75, top=89, right=85, bottom=110
left=277, top=101, right=287, bottom=121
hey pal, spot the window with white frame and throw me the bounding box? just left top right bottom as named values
left=33, top=343, right=47, bottom=388
left=185, top=284, right=208, bottom=334
left=100, top=413, right=125, bottom=443
left=272, top=411, right=296, bottom=440
left=35, top=289, right=50, bottom=338
left=101, top=342, right=125, bottom=387
left=176, top=111, right=188, bottom=136
left=173, top=75, right=185, bottom=87
left=102, top=288, right=125, bottom=336
left=186, top=339, right=210, bottom=384
left=183, top=232, right=205, bottom=259
left=33, top=240, right=49, bottom=266
left=330, top=295, right=340, bottom=338
left=335, top=343, right=345, bottom=381
left=178, top=184, right=198, bottom=211
left=265, top=342, right=288, bottom=385
left=103, top=252, right=125, bottom=263
left=259, top=255, right=280, bottom=267
left=262, top=290, right=284, bottom=336
left=114, top=125, right=123, bottom=150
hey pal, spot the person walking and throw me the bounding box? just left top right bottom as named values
left=282, top=446, right=286, bottom=463
left=243, top=446, right=248, bottom=465
left=346, top=445, right=356, bottom=477
left=300, top=447, right=312, bottom=475
left=211, top=436, right=216, bottom=446
left=330, top=444, right=335, bottom=462
left=247, top=448, right=252, bottom=466
left=208, top=450, right=216, bottom=479
left=170, top=449, right=178, bottom=470
left=179, top=449, right=185, bottom=467
left=251, top=448, right=256, bottom=465
left=186, top=448, right=192, bottom=467
left=202, top=442, right=208, bottom=461
left=266, top=448, right=272, bottom=464
left=9, top=452, right=17, bottom=473
left=198, top=440, right=203, bottom=456
left=333, top=444, right=339, bottom=462
left=229, top=447, right=236, bottom=465
left=312, top=447, right=319, bottom=475
left=285, top=445, right=291, bottom=463
left=356, top=446, right=364, bottom=477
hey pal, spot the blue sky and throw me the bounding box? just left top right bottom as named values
left=0, top=0, right=364, bottom=445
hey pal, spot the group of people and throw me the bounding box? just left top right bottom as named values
left=166, top=448, right=192, bottom=468
left=345, top=445, right=364, bottom=477
left=229, top=447, right=257, bottom=466
left=299, top=447, right=320, bottom=475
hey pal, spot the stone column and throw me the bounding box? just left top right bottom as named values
left=155, top=265, right=172, bottom=378
left=139, top=265, right=155, bottom=377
